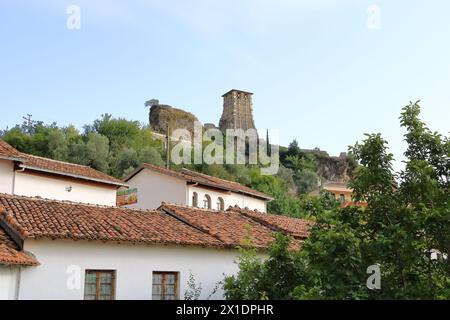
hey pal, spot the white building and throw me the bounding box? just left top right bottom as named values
left=0, top=139, right=310, bottom=300
left=0, top=139, right=126, bottom=206
left=123, top=163, right=273, bottom=212
left=0, top=195, right=309, bottom=300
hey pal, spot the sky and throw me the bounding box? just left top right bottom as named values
left=0, top=0, right=449, bottom=171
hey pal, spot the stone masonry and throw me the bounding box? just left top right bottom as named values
left=219, top=89, right=256, bottom=133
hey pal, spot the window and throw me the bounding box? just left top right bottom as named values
left=203, top=194, right=211, bottom=209
left=339, top=194, right=346, bottom=203
left=192, top=192, right=198, bottom=207
left=84, top=270, right=116, bottom=300
left=216, top=197, right=224, bottom=211
left=152, top=272, right=179, bottom=300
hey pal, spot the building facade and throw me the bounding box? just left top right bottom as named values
left=0, top=195, right=309, bottom=300
left=123, top=163, right=272, bottom=212
left=0, top=139, right=125, bottom=206
left=0, top=139, right=310, bottom=300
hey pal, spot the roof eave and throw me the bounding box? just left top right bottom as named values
left=191, top=181, right=273, bottom=201
left=122, top=164, right=146, bottom=182
left=222, top=89, right=254, bottom=97
left=18, top=165, right=128, bottom=187
left=130, top=164, right=272, bottom=201
left=0, top=155, right=26, bottom=162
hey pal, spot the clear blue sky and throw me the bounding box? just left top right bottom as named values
left=1, top=0, right=449, bottom=170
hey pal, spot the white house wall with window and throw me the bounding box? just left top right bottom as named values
left=18, top=240, right=241, bottom=300
left=0, top=195, right=310, bottom=300
left=124, top=163, right=272, bottom=212
left=187, top=185, right=265, bottom=211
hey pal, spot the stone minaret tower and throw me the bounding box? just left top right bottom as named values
left=219, top=89, right=256, bottom=132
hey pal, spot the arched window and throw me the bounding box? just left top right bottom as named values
left=216, top=197, right=224, bottom=211
left=192, top=192, right=198, bottom=207
left=203, top=194, right=211, bottom=209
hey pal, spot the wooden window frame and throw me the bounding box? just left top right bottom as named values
left=203, top=194, right=211, bottom=209
left=217, top=197, right=224, bottom=211
left=192, top=192, right=198, bottom=207
left=84, top=270, right=116, bottom=300
left=152, top=271, right=179, bottom=300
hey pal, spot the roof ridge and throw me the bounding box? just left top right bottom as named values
left=160, top=201, right=225, bottom=213
left=0, top=194, right=225, bottom=250
left=227, top=204, right=312, bottom=223
left=0, top=193, right=158, bottom=214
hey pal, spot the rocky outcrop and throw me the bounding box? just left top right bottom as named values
left=148, top=103, right=200, bottom=136
left=308, top=150, right=355, bottom=183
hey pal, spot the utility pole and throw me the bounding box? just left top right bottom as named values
left=166, top=124, right=170, bottom=169
left=22, top=114, right=35, bottom=135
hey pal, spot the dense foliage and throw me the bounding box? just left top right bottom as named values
left=223, top=102, right=450, bottom=300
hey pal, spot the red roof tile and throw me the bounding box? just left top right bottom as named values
left=0, top=139, right=24, bottom=161
left=0, top=221, right=39, bottom=266
left=159, top=203, right=305, bottom=250
left=0, top=139, right=125, bottom=186
left=228, top=206, right=311, bottom=239
left=127, top=163, right=273, bottom=200
left=181, top=168, right=273, bottom=200
left=0, top=194, right=223, bottom=249
left=0, top=194, right=311, bottom=266
left=20, top=154, right=125, bottom=186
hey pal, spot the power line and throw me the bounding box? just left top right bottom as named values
left=22, top=114, right=36, bottom=135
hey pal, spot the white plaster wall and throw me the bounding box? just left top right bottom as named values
left=188, top=185, right=267, bottom=212
left=125, top=169, right=187, bottom=210
left=0, top=266, right=19, bottom=300
left=0, top=160, right=14, bottom=194
left=13, top=171, right=117, bottom=206
left=239, top=194, right=267, bottom=213
left=19, top=239, right=243, bottom=300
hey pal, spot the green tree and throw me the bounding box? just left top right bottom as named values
left=224, top=102, right=450, bottom=300
left=85, top=133, right=110, bottom=172
left=139, top=146, right=165, bottom=167
left=113, top=147, right=139, bottom=178
left=224, top=233, right=306, bottom=300
left=47, top=129, right=68, bottom=161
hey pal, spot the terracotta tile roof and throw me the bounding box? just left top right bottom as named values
left=0, top=194, right=311, bottom=265
left=323, top=182, right=353, bottom=193
left=0, top=194, right=223, bottom=249
left=126, top=163, right=273, bottom=200
left=0, top=139, right=25, bottom=161
left=0, top=222, right=39, bottom=266
left=0, top=139, right=125, bottom=186
left=228, top=206, right=311, bottom=239
left=180, top=168, right=273, bottom=200
left=20, top=154, right=125, bottom=186
left=159, top=203, right=304, bottom=250
left=340, top=201, right=368, bottom=208
left=140, top=163, right=190, bottom=180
